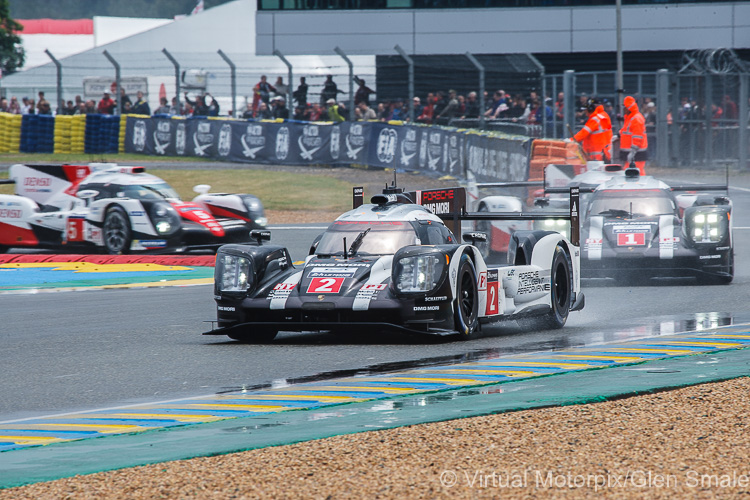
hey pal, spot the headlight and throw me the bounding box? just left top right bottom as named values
left=689, top=210, right=725, bottom=243
left=242, top=195, right=265, bottom=225
left=254, top=217, right=268, bottom=227
left=538, top=219, right=569, bottom=239
left=216, top=253, right=252, bottom=293
left=150, top=202, right=180, bottom=235
left=394, top=254, right=445, bottom=293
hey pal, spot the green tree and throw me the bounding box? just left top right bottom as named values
left=0, top=0, right=23, bottom=75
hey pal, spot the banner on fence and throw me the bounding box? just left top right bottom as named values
left=124, top=117, right=532, bottom=182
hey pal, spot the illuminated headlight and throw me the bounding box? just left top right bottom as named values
left=394, top=255, right=445, bottom=293
left=544, top=219, right=555, bottom=227
left=217, top=253, right=252, bottom=293
left=156, top=221, right=172, bottom=234
left=150, top=202, right=179, bottom=236
left=689, top=211, right=725, bottom=243
left=255, top=217, right=268, bottom=227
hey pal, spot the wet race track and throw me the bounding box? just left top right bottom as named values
left=1, top=170, right=750, bottom=427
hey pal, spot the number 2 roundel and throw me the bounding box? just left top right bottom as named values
left=307, top=277, right=345, bottom=294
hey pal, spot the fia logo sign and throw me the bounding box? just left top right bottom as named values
left=377, top=128, right=398, bottom=163
left=276, top=126, right=290, bottom=160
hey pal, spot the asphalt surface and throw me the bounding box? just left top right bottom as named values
left=0, top=169, right=749, bottom=423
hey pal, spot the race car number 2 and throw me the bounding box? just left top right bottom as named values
left=307, top=277, right=345, bottom=294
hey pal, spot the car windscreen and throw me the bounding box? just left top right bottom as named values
left=588, top=189, right=676, bottom=217
left=316, top=221, right=419, bottom=256
left=117, top=182, right=180, bottom=201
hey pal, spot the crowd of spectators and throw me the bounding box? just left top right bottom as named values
left=3, top=78, right=748, bottom=137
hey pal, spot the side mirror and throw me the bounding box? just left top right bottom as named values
left=193, top=184, right=211, bottom=195
left=462, top=232, right=487, bottom=246
left=250, top=229, right=271, bottom=245
left=77, top=189, right=98, bottom=203
left=534, top=197, right=550, bottom=208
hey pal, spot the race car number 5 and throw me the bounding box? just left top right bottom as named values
left=307, top=277, right=345, bottom=294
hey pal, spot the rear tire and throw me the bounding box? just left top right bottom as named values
left=228, top=328, right=278, bottom=343
left=103, top=206, right=131, bottom=255
left=518, top=244, right=572, bottom=330
left=454, top=254, right=479, bottom=340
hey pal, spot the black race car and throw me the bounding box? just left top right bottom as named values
left=205, top=185, right=585, bottom=342
left=580, top=167, right=733, bottom=284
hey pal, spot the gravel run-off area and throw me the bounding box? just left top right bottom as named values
left=1, top=376, right=748, bottom=499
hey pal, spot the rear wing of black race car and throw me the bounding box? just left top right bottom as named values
left=410, top=186, right=581, bottom=247
left=352, top=184, right=581, bottom=245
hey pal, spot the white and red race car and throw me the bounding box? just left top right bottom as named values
left=0, top=163, right=266, bottom=254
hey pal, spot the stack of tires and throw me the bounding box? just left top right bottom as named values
left=0, top=113, right=21, bottom=153
left=70, top=114, right=86, bottom=154
left=85, top=114, right=120, bottom=154
left=54, top=115, right=73, bottom=154
left=20, top=114, right=55, bottom=153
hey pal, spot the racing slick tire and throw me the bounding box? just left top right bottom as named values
left=228, top=328, right=278, bottom=343
left=103, top=206, right=132, bottom=255
left=519, top=244, right=572, bottom=330
left=455, top=254, right=480, bottom=340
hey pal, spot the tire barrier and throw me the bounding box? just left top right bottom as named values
left=0, top=113, right=21, bottom=153
left=20, top=114, right=55, bottom=153
left=84, top=113, right=121, bottom=154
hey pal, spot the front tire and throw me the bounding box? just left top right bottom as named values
left=103, top=206, right=132, bottom=255
left=454, top=254, right=479, bottom=340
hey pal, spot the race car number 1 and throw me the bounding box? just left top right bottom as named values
left=307, top=277, right=345, bottom=294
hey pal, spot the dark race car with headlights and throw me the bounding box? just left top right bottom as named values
left=580, top=167, right=733, bottom=284
left=206, top=186, right=585, bottom=342
left=0, top=163, right=266, bottom=254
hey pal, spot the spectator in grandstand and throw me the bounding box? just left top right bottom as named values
left=321, top=75, right=344, bottom=105
left=97, top=92, right=115, bottom=114
left=356, top=100, right=376, bottom=121
left=85, top=100, right=96, bottom=114
left=0, top=97, right=8, bottom=113
left=74, top=95, right=83, bottom=109
left=462, top=91, right=480, bottom=119
left=242, top=102, right=254, bottom=119
left=132, top=91, right=151, bottom=115
left=412, top=97, right=424, bottom=121
left=432, top=92, right=446, bottom=123
left=183, top=102, right=194, bottom=117
left=354, top=76, right=374, bottom=107
left=293, top=77, right=308, bottom=108
left=435, top=89, right=459, bottom=125
left=309, top=103, right=324, bottom=121
left=457, top=94, right=466, bottom=116
left=274, top=77, right=289, bottom=100
left=118, top=88, right=132, bottom=110
left=538, top=97, right=554, bottom=125
left=272, top=96, right=289, bottom=120
left=377, top=102, right=389, bottom=122
left=154, top=97, right=170, bottom=115
left=486, top=90, right=508, bottom=119
left=389, top=99, right=406, bottom=121
left=8, top=97, right=20, bottom=114
left=555, top=92, right=565, bottom=122
left=507, top=95, right=528, bottom=122
left=21, top=97, right=31, bottom=114
left=257, top=101, right=273, bottom=119
left=37, top=92, right=51, bottom=115
left=122, top=101, right=133, bottom=114
left=643, top=101, right=656, bottom=127
left=184, top=92, right=209, bottom=116
left=294, top=105, right=310, bottom=121
left=76, top=102, right=87, bottom=115
left=206, top=93, right=220, bottom=117
left=169, top=97, right=182, bottom=116
left=711, top=102, right=723, bottom=127
left=63, top=100, right=76, bottom=115
left=253, top=75, right=276, bottom=115
left=415, top=94, right=433, bottom=123
left=326, top=98, right=346, bottom=122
